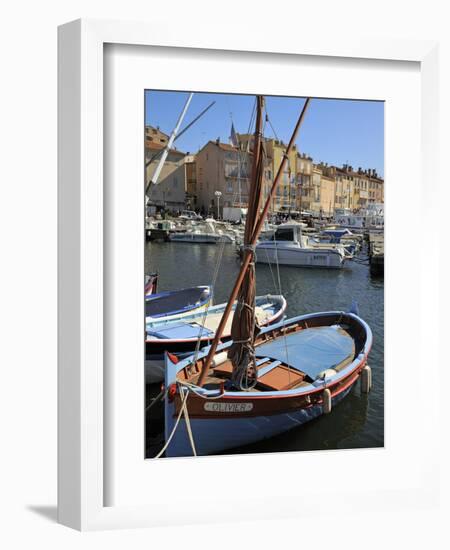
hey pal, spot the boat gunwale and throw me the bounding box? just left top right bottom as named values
left=145, top=294, right=287, bottom=344
left=167, top=310, right=372, bottom=400
left=145, top=285, right=212, bottom=320
left=256, top=242, right=346, bottom=257
left=171, top=365, right=364, bottom=420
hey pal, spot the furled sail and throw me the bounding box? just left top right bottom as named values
left=196, top=96, right=310, bottom=389
left=228, top=96, right=266, bottom=389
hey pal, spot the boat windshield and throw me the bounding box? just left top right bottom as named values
left=270, top=228, right=295, bottom=241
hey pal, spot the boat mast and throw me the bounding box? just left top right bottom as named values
left=145, top=100, right=215, bottom=170
left=227, top=97, right=265, bottom=388
left=147, top=92, right=193, bottom=190
left=197, top=97, right=311, bottom=387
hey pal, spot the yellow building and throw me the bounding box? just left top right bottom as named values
left=368, top=171, right=384, bottom=204
left=296, top=153, right=313, bottom=212
left=237, top=134, right=299, bottom=212
left=335, top=167, right=355, bottom=210
left=308, top=163, right=336, bottom=217
left=266, top=139, right=298, bottom=212
left=144, top=125, right=384, bottom=216
left=337, top=165, right=384, bottom=210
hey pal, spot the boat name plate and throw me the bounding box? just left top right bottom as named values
left=204, top=402, right=253, bottom=413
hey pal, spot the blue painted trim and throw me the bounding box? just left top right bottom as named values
left=170, top=310, right=373, bottom=399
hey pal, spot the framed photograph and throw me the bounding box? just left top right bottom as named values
left=58, top=18, right=440, bottom=530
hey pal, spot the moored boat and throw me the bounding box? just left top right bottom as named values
left=156, top=95, right=373, bottom=458
left=164, top=310, right=372, bottom=456
left=169, top=231, right=234, bottom=243
left=146, top=285, right=212, bottom=323
left=169, top=220, right=235, bottom=243
left=255, top=223, right=349, bottom=268
left=145, top=294, right=287, bottom=383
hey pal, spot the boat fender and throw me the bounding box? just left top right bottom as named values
left=323, top=388, right=332, bottom=414
left=313, top=369, right=336, bottom=386
left=361, top=365, right=372, bottom=393
left=211, top=351, right=228, bottom=368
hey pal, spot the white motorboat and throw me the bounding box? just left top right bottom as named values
left=255, top=222, right=348, bottom=268
left=169, top=220, right=235, bottom=243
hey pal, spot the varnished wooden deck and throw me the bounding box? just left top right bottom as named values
left=177, top=319, right=358, bottom=393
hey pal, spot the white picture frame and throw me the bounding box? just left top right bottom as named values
left=58, top=18, right=440, bottom=531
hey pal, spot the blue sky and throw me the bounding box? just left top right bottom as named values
left=145, top=91, right=384, bottom=177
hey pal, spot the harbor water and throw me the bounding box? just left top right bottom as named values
left=145, top=240, right=384, bottom=457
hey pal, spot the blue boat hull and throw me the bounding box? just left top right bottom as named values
left=164, top=383, right=354, bottom=457
left=161, top=310, right=372, bottom=457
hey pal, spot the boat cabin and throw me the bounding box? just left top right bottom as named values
left=264, top=223, right=306, bottom=245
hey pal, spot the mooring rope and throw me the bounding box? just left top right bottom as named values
left=154, top=385, right=197, bottom=458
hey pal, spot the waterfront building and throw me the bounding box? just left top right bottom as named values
left=296, top=153, right=313, bottom=212
left=145, top=125, right=171, bottom=146
left=237, top=134, right=300, bottom=213
left=144, top=125, right=384, bottom=216
left=306, top=163, right=337, bottom=217
left=337, top=164, right=384, bottom=210
left=353, top=168, right=370, bottom=208
left=368, top=170, right=384, bottom=204
left=145, top=125, right=190, bottom=212
left=309, top=165, right=322, bottom=215
left=184, top=155, right=197, bottom=210
left=315, top=163, right=337, bottom=216
left=194, top=139, right=253, bottom=217
left=335, top=167, right=355, bottom=210
left=266, top=139, right=299, bottom=212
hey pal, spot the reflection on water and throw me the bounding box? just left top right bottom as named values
left=145, top=241, right=384, bottom=455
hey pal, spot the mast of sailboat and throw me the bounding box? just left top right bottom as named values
left=197, top=96, right=311, bottom=387
left=146, top=92, right=194, bottom=191
left=145, top=100, right=215, bottom=170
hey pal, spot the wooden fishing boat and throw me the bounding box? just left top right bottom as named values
left=145, top=294, right=286, bottom=383
left=157, top=96, right=373, bottom=457
left=163, top=310, right=372, bottom=456
left=146, top=285, right=212, bottom=323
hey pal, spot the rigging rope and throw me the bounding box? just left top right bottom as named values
left=191, top=98, right=262, bottom=369
left=154, top=386, right=197, bottom=458
left=261, top=102, right=292, bottom=383
left=271, top=235, right=292, bottom=385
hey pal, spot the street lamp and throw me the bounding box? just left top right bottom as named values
left=214, top=190, right=222, bottom=220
